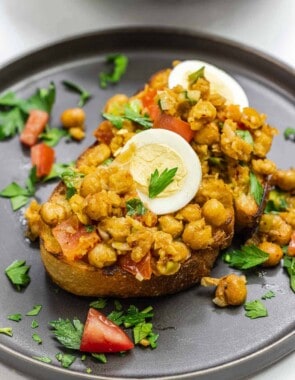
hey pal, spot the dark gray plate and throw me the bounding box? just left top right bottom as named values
left=0, top=27, right=294, bottom=380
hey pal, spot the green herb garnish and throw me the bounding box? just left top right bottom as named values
left=32, top=333, right=42, bottom=344
left=49, top=318, right=84, bottom=350
left=249, top=172, right=264, bottom=205
left=126, top=198, right=147, bottom=216
left=223, top=245, right=269, bottom=269
left=188, top=66, right=205, bottom=86
left=261, top=290, right=276, bottom=300
left=92, top=353, right=107, bottom=363
left=99, top=54, right=128, bottom=89
left=7, top=313, right=22, bottom=322
left=62, top=80, right=91, bottom=107
left=0, top=167, right=37, bottom=210
left=236, top=130, right=254, bottom=145
left=264, top=189, right=288, bottom=214
left=40, top=127, right=69, bottom=147
left=31, top=320, right=39, bottom=329
left=283, top=127, right=295, bottom=141
left=0, top=327, right=13, bottom=337
left=244, top=300, right=268, bottom=319
left=60, top=168, right=85, bottom=199
left=26, top=304, right=42, bottom=316
left=283, top=256, right=295, bottom=293
left=56, top=352, right=77, bottom=368
left=5, top=260, right=31, bottom=290
left=148, top=167, right=178, bottom=199
left=32, top=356, right=52, bottom=364
left=43, top=162, right=75, bottom=182
left=89, top=298, right=107, bottom=310
left=133, top=322, right=159, bottom=348
left=123, top=305, right=154, bottom=328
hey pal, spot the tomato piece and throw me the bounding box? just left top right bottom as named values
left=153, top=113, right=194, bottom=142
left=52, top=215, right=99, bottom=260
left=139, top=87, right=161, bottom=121
left=31, top=143, right=55, bottom=178
left=80, top=308, right=134, bottom=353
left=287, top=231, right=295, bottom=256
left=20, top=110, right=49, bottom=146
left=119, top=252, right=152, bottom=281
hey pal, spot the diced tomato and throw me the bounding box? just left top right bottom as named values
left=52, top=215, right=99, bottom=260
left=80, top=308, right=134, bottom=353
left=140, top=87, right=161, bottom=121
left=119, top=252, right=152, bottom=281
left=93, top=120, right=114, bottom=145
left=153, top=113, right=194, bottom=142
left=20, top=110, right=49, bottom=146
left=31, top=143, right=55, bottom=178
left=287, top=231, right=295, bottom=256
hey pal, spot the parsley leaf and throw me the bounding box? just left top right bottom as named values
left=249, top=172, right=264, bottom=205
left=264, top=189, right=288, bottom=214
left=235, top=130, right=254, bottom=145
left=284, top=127, right=295, bottom=141
left=188, top=66, right=205, bottom=86
left=244, top=300, right=268, bottom=319
left=7, top=313, right=22, bottom=322
left=99, top=54, right=128, bottom=88
left=32, top=356, right=52, bottom=364
left=0, top=108, right=25, bottom=140
left=283, top=256, right=295, bottom=293
left=126, top=198, right=147, bottom=216
left=43, top=162, right=75, bottom=182
left=102, top=113, right=124, bottom=129
left=0, top=327, right=13, bottom=337
left=26, top=304, right=42, bottom=316
left=32, top=333, right=42, bottom=344
left=123, top=305, right=154, bottom=328
left=261, top=290, right=276, bottom=300
left=5, top=260, right=31, bottom=290
left=89, top=298, right=107, bottom=310
left=31, top=320, right=39, bottom=329
left=56, top=352, right=77, bottom=368
left=49, top=318, right=84, bottom=350
left=92, top=353, right=107, bottom=363
left=0, top=167, right=37, bottom=210
left=223, top=245, right=269, bottom=269
left=40, top=127, right=69, bottom=147
left=133, top=322, right=159, bottom=348
left=148, top=167, right=178, bottom=199
left=21, top=82, right=56, bottom=114
left=62, top=80, right=91, bottom=107
left=60, top=168, right=85, bottom=199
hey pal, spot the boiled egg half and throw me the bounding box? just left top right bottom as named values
left=168, top=60, right=249, bottom=107
left=119, top=129, right=202, bottom=215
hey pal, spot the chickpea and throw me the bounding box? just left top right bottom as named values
left=201, top=274, right=247, bottom=307
left=158, top=215, right=183, bottom=238
left=155, top=260, right=180, bottom=276
left=40, top=202, right=68, bottom=226
left=88, top=243, right=117, bottom=268
left=258, top=241, right=283, bottom=267
left=182, top=219, right=213, bottom=250
left=69, top=127, right=85, bottom=141
left=60, top=108, right=86, bottom=129
left=202, top=199, right=228, bottom=227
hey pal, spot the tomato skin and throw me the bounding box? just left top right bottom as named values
left=31, top=142, right=55, bottom=177
left=80, top=308, right=134, bottom=353
left=153, top=113, right=194, bottom=142
left=119, top=252, right=152, bottom=280
left=20, top=110, right=49, bottom=146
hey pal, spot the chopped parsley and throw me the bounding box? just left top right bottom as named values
left=32, top=356, right=52, bottom=364
left=99, top=54, right=128, bottom=88
left=264, top=189, right=288, bottom=214
left=7, top=313, right=22, bottom=322
left=32, top=333, right=42, bottom=344
left=236, top=130, right=254, bottom=145
left=0, top=327, right=13, bottom=337
left=283, top=256, right=295, bottom=293
left=26, top=304, right=42, bottom=316
left=283, top=127, right=295, bottom=141
left=40, top=127, right=69, bottom=147
left=249, top=172, right=264, bottom=205
left=89, top=298, right=107, bottom=310
left=43, top=162, right=75, bottom=182
left=56, top=352, right=77, bottom=368
left=31, top=320, right=39, bottom=329
left=92, top=353, right=107, bottom=363
left=133, top=322, right=159, bottom=348
left=60, top=168, right=85, bottom=199
left=5, top=260, right=31, bottom=290
left=261, top=290, right=276, bottom=300
left=49, top=318, right=84, bottom=350
left=62, top=80, right=91, bottom=107
left=188, top=66, right=205, bottom=86
left=148, top=167, right=178, bottom=199
left=223, top=245, right=269, bottom=269
left=244, top=300, right=268, bottom=319
left=126, top=198, right=147, bottom=216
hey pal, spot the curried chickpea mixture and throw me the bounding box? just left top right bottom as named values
left=25, top=61, right=295, bottom=304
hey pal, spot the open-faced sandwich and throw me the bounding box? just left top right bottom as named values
left=25, top=60, right=295, bottom=299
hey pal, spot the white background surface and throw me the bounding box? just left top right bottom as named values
left=0, top=0, right=294, bottom=379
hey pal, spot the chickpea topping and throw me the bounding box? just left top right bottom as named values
left=88, top=243, right=117, bottom=268
left=69, top=127, right=85, bottom=141
left=60, top=108, right=86, bottom=129
left=258, top=241, right=283, bottom=267
left=40, top=202, right=68, bottom=226
left=201, top=274, right=247, bottom=307
left=202, top=199, right=227, bottom=227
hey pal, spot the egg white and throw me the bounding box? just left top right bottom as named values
left=121, top=129, right=202, bottom=215
left=168, top=60, right=249, bottom=107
